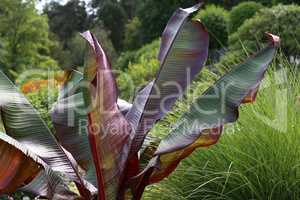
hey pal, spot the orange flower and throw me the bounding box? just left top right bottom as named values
left=21, top=79, right=49, bottom=94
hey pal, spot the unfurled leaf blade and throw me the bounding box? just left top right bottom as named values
left=0, top=133, right=41, bottom=194
left=20, top=170, right=81, bottom=200
left=121, top=4, right=209, bottom=197
left=132, top=33, right=280, bottom=195
left=156, top=33, right=279, bottom=155
left=126, top=4, right=209, bottom=157
left=0, top=70, right=91, bottom=198
left=0, top=133, right=79, bottom=199
left=51, top=69, right=132, bottom=191
left=81, top=31, right=132, bottom=200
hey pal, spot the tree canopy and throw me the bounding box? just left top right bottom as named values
left=0, top=0, right=57, bottom=79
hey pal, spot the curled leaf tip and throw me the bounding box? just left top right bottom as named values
left=183, top=2, right=204, bottom=13
left=265, top=32, right=280, bottom=47
left=80, top=31, right=98, bottom=51
left=193, top=19, right=209, bottom=33
left=80, top=30, right=92, bottom=40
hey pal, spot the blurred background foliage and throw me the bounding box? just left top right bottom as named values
left=0, top=0, right=300, bottom=199
left=0, top=0, right=299, bottom=79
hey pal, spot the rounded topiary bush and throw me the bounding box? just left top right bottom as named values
left=229, top=4, right=300, bottom=56
left=194, top=5, right=229, bottom=50
left=229, top=1, right=264, bottom=34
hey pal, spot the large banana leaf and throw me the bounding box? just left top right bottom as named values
left=81, top=31, right=132, bottom=200
left=131, top=33, right=280, bottom=197
left=121, top=3, right=209, bottom=197
left=0, top=133, right=79, bottom=199
left=51, top=70, right=133, bottom=190
left=20, top=170, right=80, bottom=200
left=0, top=70, right=92, bottom=198
left=126, top=2, right=208, bottom=157
left=0, top=133, right=41, bottom=194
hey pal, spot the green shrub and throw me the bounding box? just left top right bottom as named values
left=124, top=17, right=143, bottom=50
left=207, top=0, right=272, bottom=9
left=144, top=59, right=300, bottom=200
left=229, top=2, right=264, bottom=34
left=26, top=86, right=58, bottom=130
left=117, top=56, right=160, bottom=101
left=194, top=5, right=229, bottom=50
left=116, top=39, right=161, bottom=99
left=131, top=39, right=160, bottom=62
left=229, top=5, right=300, bottom=57
left=115, top=39, right=160, bottom=70
left=115, top=51, right=136, bottom=71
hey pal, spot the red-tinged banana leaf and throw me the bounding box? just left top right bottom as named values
left=120, top=3, right=209, bottom=197
left=81, top=31, right=132, bottom=200
left=51, top=70, right=132, bottom=189
left=126, top=2, right=208, bottom=157
left=0, top=70, right=92, bottom=198
left=0, top=133, right=41, bottom=194
left=130, top=33, right=280, bottom=198
left=20, top=170, right=81, bottom=200
left=0, top=133, right=79, bottom=199
left=51, top=70, right=96, bottom=188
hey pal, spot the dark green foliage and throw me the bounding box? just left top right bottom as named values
left=115, top=51, right=136, bottom=71
left=255, top=0, right=275, bottom=6
left=91, top=0, right=118, bottom=7
left=124, top=17, right=143, bottom=50
left=273, top=0, right=300, bottom=4
left=97, top=2, right=128, bottom=51
left=44, top=0, right=88, bottom=46
left=229, top=1, right=264, bottom=33
left=0, top=0, right=58, bottom=79
left=50, top=23, right=116, bottom=69
left=120, top=0, right=138, bottom=19
left=194, top=5, right=229, bottom=50
left=137, top=0, right=197, bottom=44
left=43, top=0, right=92, bottom=68
left=229, top=4, right=300, bottom=56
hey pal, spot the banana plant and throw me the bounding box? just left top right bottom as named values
left=0, top=3, right=279, bottom=200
